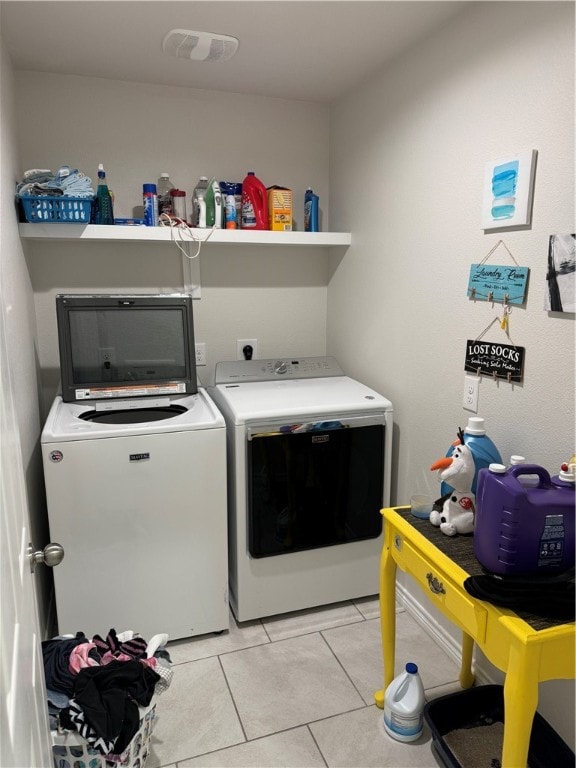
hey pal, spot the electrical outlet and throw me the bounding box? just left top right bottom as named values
left=98, top=347, right=116, bottom=368
left=195, top=343, right=207, bottom=366
left=237, top=339, right=258, bottom=360
left=463, top=374, right=480, bottom=413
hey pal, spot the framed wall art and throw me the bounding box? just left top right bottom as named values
left=482, top=150, right=537, bottom=230
left=545, top=233, right=575, bottom=313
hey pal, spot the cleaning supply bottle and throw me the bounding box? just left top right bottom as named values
left=157, top=173, right=173, bottom=219
left=233, top=182, right=242, bottom=228
left=142, top=184, right=158, bottom=227
left=304, top=188, right=319, bottom=232
left=204, top=178, right=223, bottom=228
left=220, top=181, right=239, bottom=229
left=93, top=163, right=114, bottom=225
left=192, top=176, right=209, bottom=227
left=440, top=416, right=502, bottom=497
left=383, top=663, right=425, bottom=743
left=241, top=171, right=267, bottom=229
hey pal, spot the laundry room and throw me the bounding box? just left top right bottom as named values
left=1, top=2, right=574, bottom=767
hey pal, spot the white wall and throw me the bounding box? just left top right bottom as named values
left=15, top=73, right=331, bottom=408
left=0, top=39, right=52, bottom=630
left=328, top=0, right=575, bottom=747
left=329, top=1, right=574, bottom=501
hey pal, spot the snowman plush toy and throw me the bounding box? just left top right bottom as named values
left=430, top=429, right=476, bottom=536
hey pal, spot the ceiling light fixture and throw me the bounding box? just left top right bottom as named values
left=162, top=29, right=239, bottom=62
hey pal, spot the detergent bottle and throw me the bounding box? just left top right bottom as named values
left=440, top=416, right=502, bottom=497
left=304, top=188, right=319, bottom=232
left=383, top=663, right=425, bottom=743
left=241, top=171, right=267, bottom=229
left=474, top=462, right=575, bottom=575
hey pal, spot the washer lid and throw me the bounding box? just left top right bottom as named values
left=212, top=376, right=393, bottom=425
left=41, top=388, right=225, bottom=442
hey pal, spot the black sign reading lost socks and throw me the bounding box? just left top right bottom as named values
left=465, top=339, right=525, bottom=382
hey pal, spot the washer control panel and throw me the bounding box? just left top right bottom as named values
left=215, top=356, right=344, bottom=383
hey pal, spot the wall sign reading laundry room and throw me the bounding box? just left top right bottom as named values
left=467, top=263, right=529, bottom=305
left=465, top=339, right=525, bottom=382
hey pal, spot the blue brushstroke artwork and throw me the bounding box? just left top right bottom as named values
left=482, top=150, right=537, bottom=230
left=491, top=160, right=519, bottom=220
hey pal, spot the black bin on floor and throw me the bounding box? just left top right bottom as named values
left=423, top=685, right=574, bottom=768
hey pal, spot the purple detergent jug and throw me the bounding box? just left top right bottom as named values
left=474, top=463, right=575, bottom=575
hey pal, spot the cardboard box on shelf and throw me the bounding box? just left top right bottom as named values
left=267, top=186, right=292, bottom=231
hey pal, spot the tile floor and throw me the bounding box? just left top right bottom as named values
left=146, top=596, right=462, bottom=767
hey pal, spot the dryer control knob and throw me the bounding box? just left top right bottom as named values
left=273, top=360, right=288, bottom=375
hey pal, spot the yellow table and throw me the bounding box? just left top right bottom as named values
left=374, top=506, right=575, bottom=768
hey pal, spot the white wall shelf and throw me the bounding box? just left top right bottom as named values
left=19, top=223, right=351, bottom=248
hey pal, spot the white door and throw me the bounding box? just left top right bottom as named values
left=0, top=299, right=53, bottom=767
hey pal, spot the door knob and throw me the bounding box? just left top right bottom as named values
left=28, top=542, right=64, bottom=573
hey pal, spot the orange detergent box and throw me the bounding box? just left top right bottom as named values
left=267, top=186, right=292, bottom=231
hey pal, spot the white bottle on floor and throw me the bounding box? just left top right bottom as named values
left=383, top=662, right=425, bottom=742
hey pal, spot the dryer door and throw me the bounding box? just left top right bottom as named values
left=247, top=415, right=385, bottom=558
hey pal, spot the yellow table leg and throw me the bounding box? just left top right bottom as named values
left=374, top=531, right=398, bottom=708
left=501, top=642, right=539, bottom=768
left=459, top=631, right=475, bottom=689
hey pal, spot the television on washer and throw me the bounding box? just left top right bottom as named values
left=56, top=294, right=197, bottom=402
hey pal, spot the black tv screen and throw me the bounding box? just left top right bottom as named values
left=56, top=294, right=197, bottom=402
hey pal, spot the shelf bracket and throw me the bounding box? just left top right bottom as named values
left=182, top=251, right=201, bottom=299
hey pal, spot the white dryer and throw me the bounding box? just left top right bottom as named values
left=41, top=389, right=228, bottom=641
left=210, top=356, right=393, bottom=622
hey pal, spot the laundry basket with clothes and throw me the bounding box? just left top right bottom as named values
left=43, top=628, right=172, bottom=768
left=16, top=166, right=95, bottom=223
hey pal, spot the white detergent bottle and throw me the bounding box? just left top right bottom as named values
left=383, top=663, right=425, bottom=742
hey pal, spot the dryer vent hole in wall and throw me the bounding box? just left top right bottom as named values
left=237, top=339, right=258, bottom=360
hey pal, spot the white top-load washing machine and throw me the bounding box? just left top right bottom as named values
left=41, top=294, right=228, bottom=641
left=42, top=392, right=228, bottom=641
left=210, top=356, right=393, bottom=622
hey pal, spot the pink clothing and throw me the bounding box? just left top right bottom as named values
left=68, top=643, right=99, bottom=674
left=101, top=651, right=132, bottom=665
